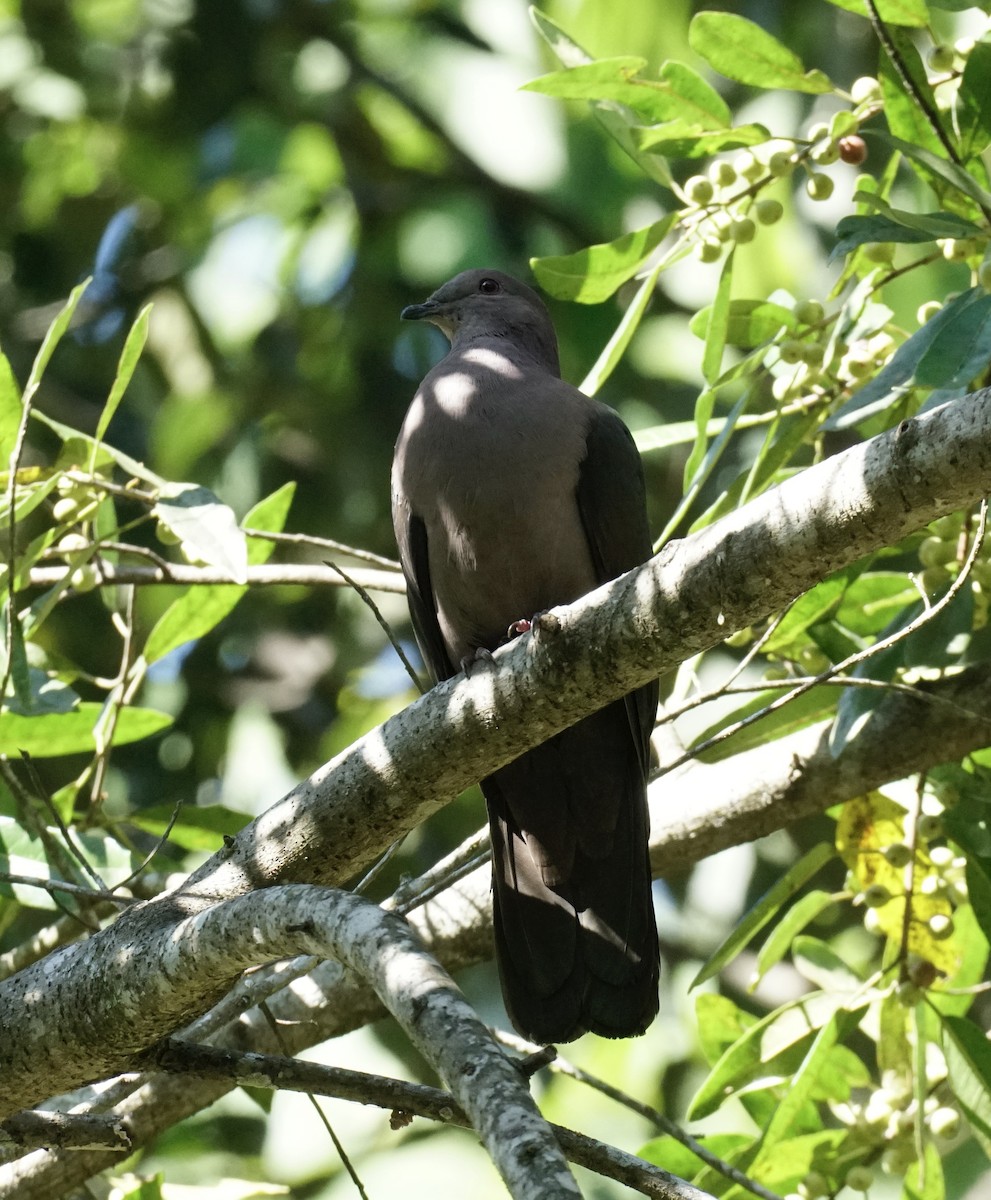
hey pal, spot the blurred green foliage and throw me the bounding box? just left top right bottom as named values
left=3, top=0, right=991, bottom=1197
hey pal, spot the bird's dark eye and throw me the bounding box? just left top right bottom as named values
left=478, top=278, right=501, bottom=295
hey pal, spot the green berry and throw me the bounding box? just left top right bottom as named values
left=979, top=261, right=991, bottom=291
left=917, top=300, right=942, bottom=324
left=851, top=76, right=882, bottom=105
left=767, top=149, right=794, bottom=177
left=928, top=913, right=954, bottom=940
left=883, top=843, right=913, bottom=868
left=929, top=44, right=956, bottom=72
left=70, top=564, right=100, bottom=593
left=710, top=160, right=736, bottom=188
left=734, top=151, right=763, bottom=181
left=918, top=813, right=944, bottom=840
left=844, top=1165, right=874, bottom=1193
left=806, top=172, right=834, bottom=201
left=812, top=140, right=840, bottom=165
left=730, top=217, right=755, bottom=244
left=52, top=497, right=81, bottom=523
left=794, top=299, right=824, bottom=326
left=755, top=198, right=783, bottom=225
left=56, top=533, right=89, bottom=558
left=919, top=535, right=956, bottom=567
left=696, top=238, right=723, bottom=263
left=929, top=1106, right=960, bottom=1139
left=685, top=174, right=714, bottom=205
left=864, top=883, right=892, bottom=908
left=921, top=566, right=951, bottom=594
left=830, top=110, right=859, bottom=139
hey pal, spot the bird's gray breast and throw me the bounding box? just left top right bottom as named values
left=395, top=346, right=597, bottom=662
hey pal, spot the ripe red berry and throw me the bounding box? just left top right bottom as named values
left=839, top=135, right=867, bottom=164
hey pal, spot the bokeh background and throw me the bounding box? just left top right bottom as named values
left=2, top=0, right=985, bottom=1196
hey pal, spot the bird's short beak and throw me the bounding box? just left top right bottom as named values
left=400, top=300, right=440, bottom=321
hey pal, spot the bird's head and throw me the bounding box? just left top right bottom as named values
left=401, top=269, right=560, bottom=375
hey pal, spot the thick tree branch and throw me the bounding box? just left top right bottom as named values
left=0, top=393, right=990, bottom=1187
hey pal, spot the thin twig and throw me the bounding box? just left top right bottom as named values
left=244, top=527, right=402, bottom=572
left=0, top=873, right=134, bottom=906
left=112, top=800, right=184, bottom=894
left=325, top=559, right=424, bottom=693
left=258, top=1004, right=370, bottom=1200
left=18, top=752, right=107, bottom=891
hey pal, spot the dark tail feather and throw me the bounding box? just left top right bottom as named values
left=484, top=697, right=659, bottom=1044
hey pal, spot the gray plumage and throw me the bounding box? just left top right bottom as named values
left=392, top=269, right=659, bottom=1043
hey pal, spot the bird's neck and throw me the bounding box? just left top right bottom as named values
left=450, top=325, right=561, bottom=378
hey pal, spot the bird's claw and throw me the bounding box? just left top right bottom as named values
left=506, top=611, right=548, bottom=642
left=460, top=647, right=495, bottom=677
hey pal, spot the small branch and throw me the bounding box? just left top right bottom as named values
left=25, top=562, right=406, bottom=593
left=326, top=559, right=424, bottom=692
left=0, top=1111, right=131, bottom=1154
left=155, top=1041, right=713, bottom=1200
left=242, top=527, right=402, bottom=572
left=0, top=874, right=133, bottom=906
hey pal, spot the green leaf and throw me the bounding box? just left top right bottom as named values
left=693, top=843, right=834, bottom=987
left=579, top=257, right=669, bottom=395
left=695, top=993, right=755, bottom=1066
left=832, top=210, right=982, bottom=259
left=634, top=122, right=769, bottom=157
left=23, top=279, right=91, bottom=403
left=822, top=0, right=928, bottom=22
left=688, top=12, right=834, bottom=94
left=879, top=29, right=948, bottom=161
left=791, top=936, right=864, bottom=994
left=523, top=56, right=649, bottom=101
left=32, top=410, right=166, bottom=487
left=904, top=1141, right=944, bottom=1200
left=144, top=482, right=295, bottom=665
left=753, top=1007, right=867, bottom=1153
left=0, top=704, right=171, bottom=756
left=916, top=291, right=991, bottom=389
left=701, top=249, right=734, bottom=385
left=747, top=1131, right=847, bottom=1194
left=690, top=683, right=837, bottom=762
left=530, top=215, right=675, bottom=303
left=828, top=288, right=986, bottom=430
left=689, top=990, right=851, bottom=1120
left=153, top=483, right=248, bottom=584
left=690, top=298, right=795, bottom=349
left=90, top=304, right=152, bottom=472
left=754, top=890, right=838, bottom=984
left=0, top=352, right=22, bottom=464
left=524, top=56, right=734, bottom=130
left=956, top=42, right=991, bottom=160
left=874, top=133, right=991, bottom=213
left=941, top=1014, right=991, bottom=1157
left=638, top=1132, right=753, bottom=1183
left=761, top=571, right=856, bottom=655
left=527, top=8, right=673, bottom=188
